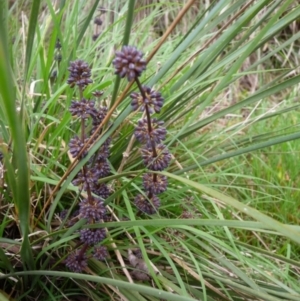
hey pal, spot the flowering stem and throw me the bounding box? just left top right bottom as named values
left=134, top=79, right=158, bottom=190
left=78, top=243, right=89, bottom=260
left=135, top=78, right=157, bottom=158
left=78, top=88, right=85, bottom=142
left=78, top=87, right=92, bottom=201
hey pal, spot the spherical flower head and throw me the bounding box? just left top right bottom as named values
left=92, top=183, right=111, bottom=200
left=69, top=136, right=89, bottom=158
left=67, top=59, right=93, bottom=89
left=112, top=46, right=146, bottom=81
left=93, top=140, right=110, bottom=160
left=72, top=168, right=100, bottom=190
left=80, top=228, right=106, bottom=245
left=93, top=245, right=108, bottom=261
left=134, top=194, right=160, bottom=214
left=65, top=249, right=88, bottom=272
left=92, top=33, right=100, bottom=41
left=130, top=86, right=164, bottom=113
left=94, top=17, right=103, bottom=26
left=141, top=144, right=171, bottom=171
left=143, top=173, right=168, bottom=194
left=79, top=197, right=106, bottom=222
left=69, top=99, right=98, bottom=119
left=134, top=118, right=167, bottom=144
left=91, top=159, right=111, bottom=178
left=90, top=106, right=108, bottom=137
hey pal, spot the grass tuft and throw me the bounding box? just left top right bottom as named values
left=0, top=1, right=300, bottom=300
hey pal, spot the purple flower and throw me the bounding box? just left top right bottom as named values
left=69, top=99, right=98, bottom=119
left=134, top=118, right=166, bottom=144
left=134, top=194, right=160, bottom=215
left=72, top=169, right=99, bottom=189
left=79, top=197, right=106, bottom=222
left=93, top=183, right=111, bottom=200
left=143, top=173, right=168, bottom=194
left=69, top=136, right=89, bottom=158
left=80, top=228, right=106, bottom=245
left=93, top=246, right=108, bottom=261
left=65, top=249, right=88, bottom=272
left=112, top=46, right=147, bottom=81
left=130, top=86, right=164, bottom=113
left=141, top=144, right=171, bottom=171
left=92, top=159, right=111, bottom=178
left=67, top=59, right=93, bottom=89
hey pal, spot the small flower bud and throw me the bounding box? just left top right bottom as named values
left=94, top=17, right=103, bottom=26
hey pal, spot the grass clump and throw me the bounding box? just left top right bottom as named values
left=0, top=1, right=300, bottom=300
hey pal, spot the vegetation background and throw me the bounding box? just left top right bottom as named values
left=0, top=0, right=300, bottom=300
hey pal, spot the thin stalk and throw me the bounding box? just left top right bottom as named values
left=78, top=87, right=92, bottom=201
left=135, top=78, right=157, bottom=157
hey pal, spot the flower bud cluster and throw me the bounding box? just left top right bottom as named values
left=113, top=46, right=171, bottom=214
left=92, top=5, right=107, bottom=41
left=64, top=60, right=109, bottom=272
left=50, top=39, right=62, bottom=83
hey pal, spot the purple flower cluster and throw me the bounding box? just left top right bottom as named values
left=67, top=60, right=93, bottom=89
left=113, top=46, right=171, bottom=214
left=113, top=46, right=147, bottom=81
left=64, top=60, right=109, bottom=272
left=65, top=249, right=88, bottom=272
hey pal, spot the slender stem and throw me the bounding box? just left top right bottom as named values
left=78, top=87, right=92, bottom=201
left=134, top=79, right=158, bottom=198
left=78, top=243, right=89, bottom=260
left=135, top=78, right=157, bottom=157
left=79, top=88, right=85, bottom=142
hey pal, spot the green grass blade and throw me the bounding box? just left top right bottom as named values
left=164, top=172, right=300, bottom=245
left=24, top=0, right=41, bottom=79
left=0, top=271, right=199, bottom=301
left=0, top=0, right=34, bottom=270
left=179, top=131, right=300, bottom=173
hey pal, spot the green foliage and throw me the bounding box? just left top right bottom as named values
left=0, top=0, right=300, bottom=300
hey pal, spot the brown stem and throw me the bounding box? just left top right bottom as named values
left=78, top=242, right=89, bottom=260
